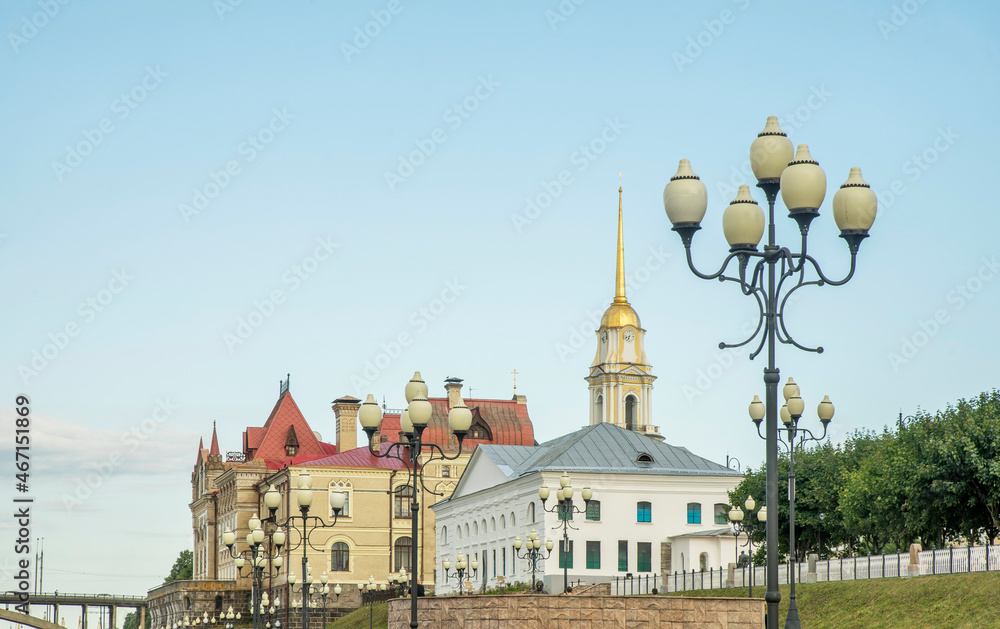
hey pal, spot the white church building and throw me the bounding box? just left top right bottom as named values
left=431, top=186, right=743, bottom=593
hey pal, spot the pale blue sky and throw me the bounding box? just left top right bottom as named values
left=1, top=0, right=998, bottom=609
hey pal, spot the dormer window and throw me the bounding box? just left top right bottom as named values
left=284, top=425, right=299, bottom=458
left=637, top=453, right=653, bottom=464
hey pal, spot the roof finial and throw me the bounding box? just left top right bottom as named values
left=511, top=369, right=519, bottom=393
left=614, top=175, right=627, bottom=304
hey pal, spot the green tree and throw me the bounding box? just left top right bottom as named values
left=935, top=391, right=1000, bottom=544
left=123, top=608, right=151, bottom=629
left=165, top=550, right=193, bottom=583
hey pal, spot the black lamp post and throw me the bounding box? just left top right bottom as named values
left=221, top=514, right=284, bottom=629
left=513, top=528, right=553, bottom=592
left=728, top=498, right=767, bottom=597
left=539, top=472, right=593, bottom=593
left=751, top=384, right=833, bottom=626
left=358, top=577, right=384, bottom=629
left=663, top=116, right=876, bottom=629
left=288, top=570, right=339, bottom=629
left=359, top=372, right=473, bottom=629
left=253, top=475, right=344, bottom=629
left=441, top=553, right=479, bottom=595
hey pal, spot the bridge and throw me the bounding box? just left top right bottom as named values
left=0, top=592, right=147, bottom=629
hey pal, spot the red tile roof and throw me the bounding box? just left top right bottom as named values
left=301, top=447, right=408, bottom=469
left=243, top=391, right=335, bottom=463
left=378, top=397, right=534, bottom=450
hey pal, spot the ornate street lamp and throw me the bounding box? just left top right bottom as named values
left=359, top=372, right=472, bottom=628
left=663, top=116, right=875, bottom=629
left=221, top=515, right=284, bottom=629
left=750, top=381, right=834, bottom=625
left=729, top=497, right=767, bottom=597
left=539, top=472, right=594, bottom=593
left=514, top=528, right=554, bottom=592
left=441, top=553, right=479, bottom=595
left=251, top=476, right=345, bottom=629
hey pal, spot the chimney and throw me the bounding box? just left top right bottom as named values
left=332, top=396, right=361, bottom=452
left=444, top=377, right=464, bottom=409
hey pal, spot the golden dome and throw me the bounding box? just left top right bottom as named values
left=600, top=302, right=640, bottom=329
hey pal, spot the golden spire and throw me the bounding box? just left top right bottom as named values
left=614, top=173, right=628, bottom=304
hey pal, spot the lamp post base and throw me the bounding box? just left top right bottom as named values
left=783, top=598, right=801, bottom=629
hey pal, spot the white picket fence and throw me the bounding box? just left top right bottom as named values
left=665, top=544, right=1000, bottom=593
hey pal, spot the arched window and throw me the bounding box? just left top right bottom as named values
left=527, top=503, right=535, bottom=523
left=586, top=500, right=601, bottom=521
left=714, top=503, right=729, bottom=524
left=215, top=596, right=222, bottom=611
left=331, top=542, right=349, bottom=572
left=394, top=537, right=412, bottom=572
left=442, top=526, right=448, bottom=544
left=595, top=394, right=603, bottom=422
left=473, top=521, right=479, bottom=536
left=625, top=395, right=637, bottom=430
left=394, top=486, right=413, bottom=518
left=457, top=525, right=463, bottom=540
left=636, top=501, right=651, bottom=523
left=699, top=552, right=709, bottom=572
left=490, top=517, right=496, bottom=531
left=464, top=523, right=470, bottom=537
left=330, top=480, right=352, bottom=517
left=500, top=515, right=506, bottom=529
left=511, top=512, right=516, bottom=527
left=482, top=519, right=487, bottom=535
left=686, top=502, right=702, bottom=524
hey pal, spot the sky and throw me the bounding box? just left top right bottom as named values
left=1, top=0, right=999, bottom=618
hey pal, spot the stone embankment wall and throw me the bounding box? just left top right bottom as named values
left=388, top=594, right=764, bottom=628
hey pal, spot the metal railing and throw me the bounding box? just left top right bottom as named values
left=667, top=543, right=1000, bottom=593
left=611, top=573, right=659, bottom=595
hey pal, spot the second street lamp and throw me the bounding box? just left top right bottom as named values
left=513, top=528, right=553, bottom=591
left=359, top=371, right=472, bottom=629
left=663, top=116, right=875, bottom=629
left=750, top=380, right=833, bottom=629
left=539, top=472, right=594, bottom=593
left=441, top=553, right=479, bottom=595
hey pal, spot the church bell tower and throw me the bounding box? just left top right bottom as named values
left=586, top=183, right=661, bottom=439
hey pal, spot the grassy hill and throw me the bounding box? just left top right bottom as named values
left=328, top=573, right=1000, bottom=629
left=326, top=601, right=388, bottom=629
left=669, top=572, right=1000, bottom=629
